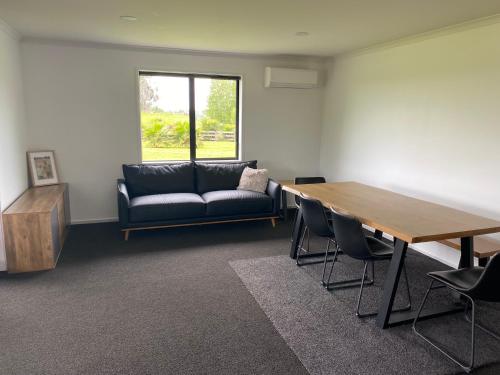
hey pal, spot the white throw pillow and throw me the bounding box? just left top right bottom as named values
left=237, top=167, right=269, bottom=193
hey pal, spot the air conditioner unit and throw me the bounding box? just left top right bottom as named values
left=264, top=67, right=318, bottom=89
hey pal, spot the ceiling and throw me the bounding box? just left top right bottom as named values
left=1, top=0, right=500, bottom=56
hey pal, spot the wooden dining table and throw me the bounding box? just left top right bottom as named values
left=281, top=181, right=500, bottom=329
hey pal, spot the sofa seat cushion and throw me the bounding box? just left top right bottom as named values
left=202, top=190, right=272, bottom=216
left=129, top=193, right=205, bottom=222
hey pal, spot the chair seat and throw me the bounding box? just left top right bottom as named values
left=129, top=193, right=205, bottom=222
left=202, top=190, right=272, bottom=216
left=366, top=237, right=394, bottom=258
left=428, top=267, right=484, bottom=292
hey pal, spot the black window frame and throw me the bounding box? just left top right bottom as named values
left=139, top=71, right=241, bottom=162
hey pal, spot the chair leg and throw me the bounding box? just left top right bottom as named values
left=321, top=238, right=332, bottom=283
left=323, top=250, right=371, bottom=289
left=297, top=230, right=337, bottom=268
left=413, top=281, right=477, bottom=373
left=321, top=241, right=341, bottom=286
left=296, top=226, right=308, bottom=266
left=356, top=262, right=374, bottom=317
left=124, top=230, right=130, bottom=241
left=356, top=261, right=411, bottom=318
left=324, top=246, right=337, bottom=286
left=470, top=300, right=476, bottom=373
left=307, top=228, right=311, bottom=252
left=464, top=302, right=500, bottom=341
left=413, top=280, right=433, bottom=331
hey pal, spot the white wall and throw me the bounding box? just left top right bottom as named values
left=22, top=20, right=500, bottom=267
left=21, top=40, right=325, bottom=223
left=320, top=20, right=500, bottom=267
left=0, top=20, right=28, bottom=270
left=0, top=22, right=28, bottom=208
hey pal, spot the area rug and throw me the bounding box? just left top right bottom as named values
left=229, top=252, right=500, bottom=375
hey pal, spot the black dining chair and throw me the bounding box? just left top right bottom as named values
left=328, top=209, right=412, bottom=317
left=297, top=196, right=339, bottom=284
left=291, top=177, right=329, bottom=265
left=294, top=177, right=326, bottom=207
left=291, top=177, right=327, bottom=239
left=413, top=253, right=500, bottom=373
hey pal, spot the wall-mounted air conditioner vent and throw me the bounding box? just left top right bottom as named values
left=264, top=67, right=319, bottom=89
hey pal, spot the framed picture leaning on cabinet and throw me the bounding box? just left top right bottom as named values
left=27, top=150, right=59, bottom=187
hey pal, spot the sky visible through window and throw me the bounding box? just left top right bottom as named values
left=147, top=76, right=211, bottom=114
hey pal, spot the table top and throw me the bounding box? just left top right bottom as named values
left=4, top=184, right=67, bottom=214
left=282, top=181, right=500, bottom=244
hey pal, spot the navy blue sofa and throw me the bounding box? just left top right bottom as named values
left=117, top=160, right=281, bottom=239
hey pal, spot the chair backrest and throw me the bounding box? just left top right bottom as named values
left=300, top=196, right=334, bottom=238
left=329, top=209, right=372, bottom=260
left=469, top=253, right=500, bottom=302
left=294, top=177, right=326, bottom=206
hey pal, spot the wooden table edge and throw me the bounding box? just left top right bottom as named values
left=282, top=183, right=500, bottom=244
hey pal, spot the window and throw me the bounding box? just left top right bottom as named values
left=138, top=71, right=240, bottom=162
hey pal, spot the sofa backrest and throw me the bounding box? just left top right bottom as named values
left=195, top=160, right=257, bottom=194
left=122, top=160, right=258, bottom=197
left=122, top=163, right=196, bottom=197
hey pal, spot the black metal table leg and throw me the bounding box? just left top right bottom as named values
left=454, top=236, right=475, bottom=303
left=376, top=237, right=468, bottom=328
left=374, top=229, right=383, bottom=239
left=460, top=236, right=474, bottom=268
left=281, top=190, right=288, bottom=221
left=376, top=238, right=408, bottom=329
left=290, top=206, right=304, bottom=259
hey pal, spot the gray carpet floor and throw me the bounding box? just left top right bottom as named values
left=0, top=220, right=498, bottom=374
left=0, top=221, right=307, bottom=375
left=230, top=248, right=500, bottom=375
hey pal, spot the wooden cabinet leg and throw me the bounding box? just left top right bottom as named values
left=271, top=218, right=276, bottom=228
left=124, top=230, right=130, bottom=241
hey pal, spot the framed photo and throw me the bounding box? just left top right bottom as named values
left=27, top=151, right=59, bottom=187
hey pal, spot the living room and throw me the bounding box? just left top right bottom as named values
left=1, top=1, right=500, bottom=374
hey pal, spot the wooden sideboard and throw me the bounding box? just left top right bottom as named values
left=2, top=184, right=70, bottom=273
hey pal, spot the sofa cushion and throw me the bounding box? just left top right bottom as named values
left=129, top=193, right=205, bottom=222
left=195, top=160, right=257, bottom=194
left=123, top=163, right=195, bottom=197
left=202, top=190, right=272, bottom=216
left=237, top=167, right=269, bottom=193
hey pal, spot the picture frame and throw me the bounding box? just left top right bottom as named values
left=27, top=150, right=59, bottom=187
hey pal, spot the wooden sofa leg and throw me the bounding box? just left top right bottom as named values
left=271, top=218, right=276, bottom=228
left=124, top=230, right=130, bottom=241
